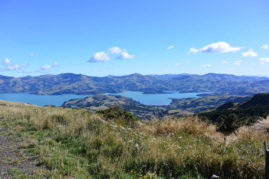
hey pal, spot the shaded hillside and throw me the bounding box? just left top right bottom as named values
left=199, top=93, right=269, bottom=133
left=168, top=95, right=249, bottom=113
left=0, top=73, right=268, bottom=95
left=239, top=93, right=269, bottom=109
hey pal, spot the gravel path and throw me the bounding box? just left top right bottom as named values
left=0, top=120, right=36, bottom=178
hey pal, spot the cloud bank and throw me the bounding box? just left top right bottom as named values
left=1, top=58, right=60, bottom=73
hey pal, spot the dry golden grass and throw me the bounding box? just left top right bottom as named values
left=139, top=116, right=225, bottom=144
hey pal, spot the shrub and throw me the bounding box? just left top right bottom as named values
left=97, top=106, right=139, bottom=127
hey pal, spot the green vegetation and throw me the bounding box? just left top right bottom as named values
left=0, top=100, right=267, bottom=178
left=8, top=168, right=27, bottom=178
left=97, top=106, right=139, bottom=128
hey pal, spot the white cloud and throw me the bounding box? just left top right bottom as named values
left=189, top=42, right=242, bottom=53
left=175, top=62, right=180, bottom=66
left=241, top=49, right=258, bottom=57
left=117, top=51, right=134, bottom=59
left=37, top=62, right=60, bottom=72
left=259, top=57, right=269, bottom=64
left=1, top=58, right=20, bottom=71
left=29, top=53, right=34, bottom=57
left=234, top=62, right=240, bottom=66
left=221, top=60, right=228, bottom=64
left=167, top=45, right=175, bottom=50
left=202, top=64, right=211, bottom=68
left=4, top=58, right=10, bottom=64
left=53, top=62, right=60, bottom=67
left=234, top=60, right=242, bottom=66
left=109, top=47, right=134, bottom=59
left=40, top=65, right=52, bottom=71
left=17, top=69, right=33, bottom=73
left=90, top=47, right=134, bottom=62
left=108, top=47, right=122, bottom=54
left=261, top=45, right=269, bottom=50
left=189, top=48, right=198, bottom=54
left=89, top=52, right=110, bottom=62
left=22, top=63, right=29, bottom=68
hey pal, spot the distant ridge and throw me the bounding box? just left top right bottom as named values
left=0, top=73, right=268, bottom=95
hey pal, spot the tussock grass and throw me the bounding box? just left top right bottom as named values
left=0, top=101, right=267, bottom=178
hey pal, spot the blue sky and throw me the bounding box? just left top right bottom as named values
left=1, top=0, right=269, bottom=77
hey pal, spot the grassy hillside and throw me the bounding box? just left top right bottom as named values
left=0, top=100, right=267, bottom=178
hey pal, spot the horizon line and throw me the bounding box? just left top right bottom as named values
left=1, top=72, right=268, bottom=78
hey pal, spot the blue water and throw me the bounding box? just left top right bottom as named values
left=109, top=91, right=200, bottom=105
left=0, top=91, right=200, bottom=106
left=0, top=93, right=89, bottom=106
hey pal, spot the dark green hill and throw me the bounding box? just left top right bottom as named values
left=216, top=101, right=237, bottom=110
left=238, top=93, right=269, bottom=109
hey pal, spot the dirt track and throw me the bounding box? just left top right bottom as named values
left=0, top=119, right=36, bottom=178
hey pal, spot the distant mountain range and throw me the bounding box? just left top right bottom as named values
left=0, top=73, right=269, bottom=95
